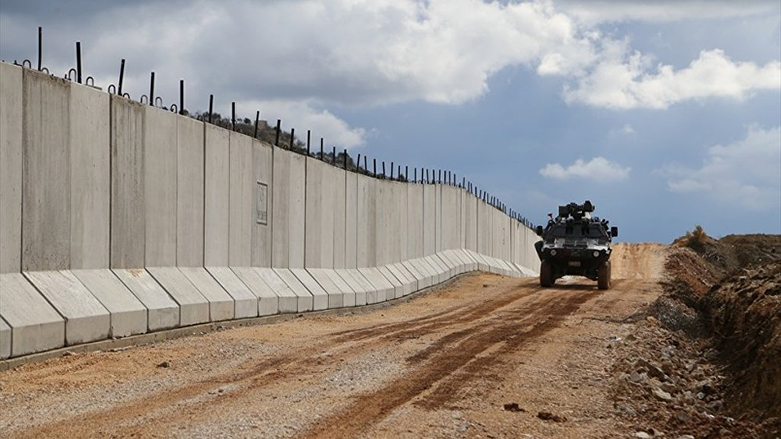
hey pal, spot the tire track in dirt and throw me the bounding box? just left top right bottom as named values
left=12, top=279, right=542, bottom=438
left=300, top=288, right=603, bottom=438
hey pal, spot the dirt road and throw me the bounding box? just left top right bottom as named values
left=0, top=244, right=665, bottom=438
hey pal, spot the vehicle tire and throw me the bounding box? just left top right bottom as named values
left=540, top=260, right=553, bottom=287
left=598, top=261, right=611, bottom=290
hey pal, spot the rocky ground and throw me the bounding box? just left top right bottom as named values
left=607, top=233, right=781, bottom=439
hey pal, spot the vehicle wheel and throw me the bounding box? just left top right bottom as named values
left=598, top=261, right=611, bottom=290
left=540, top=260, right=553, bottom=287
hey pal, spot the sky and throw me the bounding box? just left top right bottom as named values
left=1, top=0, right=779, bottom=243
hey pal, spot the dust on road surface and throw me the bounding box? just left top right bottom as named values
left=0, top=244, right=665, bottom=438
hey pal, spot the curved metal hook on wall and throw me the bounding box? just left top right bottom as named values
left=22, top=59, right=32, bottom=68
left=154, top=96, right=163, bottom=108
left=86, top=76, right=94, bottom=86
left=170, top=104, right=178, bottom=113
left=123, top=92, right=131, bottom=99
left=108, top=84, right=116, bottom=94
left=41, top=67, right=49, bottom=74
left=140, top=95, right=149, bottom=104
left=67, top=68, right=77, bottom=81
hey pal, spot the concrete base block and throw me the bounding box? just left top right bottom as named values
left=0, top=317, right=10, bottom=359
left=326, top=269, right=357, bottom=307
left=305, top=269, right=345, bottom=309
left=254, top=268, right=298, bottom=313
left=359, top=267, right=393, bottom=301
left=206, top=267, right=258, bottom=318
left=434, top=253, right=457, bottom=278
left=437, top=251, right=459, bottom=275
left=403, top=260, right=432, bottom=289
left=388, top=263, right=418, bottom=295
left=422, top=257, right=447, bottom=284
left=453, top=249, right=478, bottom=272
left=72, top=270, right=147, bottom=338
left=274, top=269, right=314, bottom=312
left=179, top=267, right=235, bottom=322
left=290, top=269, right=329, bottom=311
left=25, top=271, right=110, bottom=346
left=231, top=267, right=278, bottom=316
left=378, top=265, right=407, bottom=298
left=348, top=269, right=378, bottom=304
left=0, top=273, right=65, bottom=357
left=467, top=251, right=491, bottom=273
left=513, top=262, right=538, bottom=277
left=147, top=267, right=209, bottom=326
left=448, top=250, right=470, bottom=274
left=113, top=269, right=179, bottom=331
left=335, top=269, right=367, bottom=306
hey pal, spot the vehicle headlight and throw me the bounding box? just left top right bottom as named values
left=550, top=249, right=557, bottom=256
left=593, top=251, right=600, bottom=258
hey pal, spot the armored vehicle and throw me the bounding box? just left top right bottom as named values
left=534, top=201, right=618, bottom=290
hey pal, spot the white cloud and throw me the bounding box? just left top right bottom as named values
left=660, top=125, right=781, bottom=210
left=564, top=48, right=781, bottom=109
left=555, top=0, right=779, bottom=24
left=242, top=100, right=366, bottom=149
left=1, top=0, right=778, bottom=145
left=539, top=157, right=631, bottom=181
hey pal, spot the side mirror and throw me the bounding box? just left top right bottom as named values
left=536, top=225, right=544, bottom=236
left=611, top=226, right=618, bottom=238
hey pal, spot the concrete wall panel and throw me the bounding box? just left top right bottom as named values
left=251, top=140, right=273, bottom=267
left=144, top=107, right=177, bottom=267
left=0, top=63, right=23, bottom=273
left=356, top=175, right=376, bottom=268
left=289, top=153, right=306, bottom=268
left=422, top=185, right=436, bottom=256
left=406, top=184, right=423, bottom=259
left=304, top=158, right=335, bottom=268
left=440, top=186, right=460, bottom=251
left=176, top=117, right=205, bottom=267
left=229, top=133, right=253, bottom=266
left=110, top=96, right=145, bottom=269
left=271, top=149, right=305, bottom=268
left=22, top=70, right=70, bottom=271
left=344, top=172, right=358, bottom=268
left=69, top=84, right=110, bottom=269
left=204, top=124, right=230, bottom=266
left=332, top=167, right=347, bottom=269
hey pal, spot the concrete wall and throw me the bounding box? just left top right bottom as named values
left=110, top=95, right=145, bottom=269
left=0, top=63, right=23, bottom=274
left=0, top=61, right=541, bottom=361
left=204, top=124, right=230, bottom=267
left=22, top=69, right=71, bottom=271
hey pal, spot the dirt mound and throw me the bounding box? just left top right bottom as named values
left=659, top=233, right=781, bottom=430
left=705, top=262, right=781, bottom=419
left=611, top=243, right=666, bottom=280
